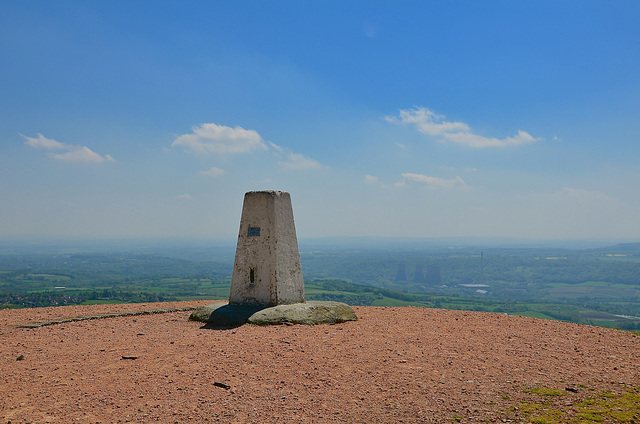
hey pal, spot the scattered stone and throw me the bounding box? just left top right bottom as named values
left=121, top=356, right=138, bottom=360
left=16, top=354, right=25, bottom=361
left=213, top=382, right=230, bottom=390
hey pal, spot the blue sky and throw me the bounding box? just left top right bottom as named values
left=1, top=1, right=639, bottom=241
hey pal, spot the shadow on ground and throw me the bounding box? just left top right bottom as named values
left=193, top=303, right=266, bottom=329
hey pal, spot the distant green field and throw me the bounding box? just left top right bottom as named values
left=511, top=311, right=558, bottom=320
left=4, top=242, right=640, bottom=330
left=371, top=297, right=429, bottom=307
left=547, top=285, right=638, bottom=299
left=610, top=283, right=640, bottom=290
left=576, top=281, right=611, bottom=287
left=82, top=300, right=123, bottom=305
left=160, top=277, right=187, bottom=283
left=175, top=295, right=226, bottom=301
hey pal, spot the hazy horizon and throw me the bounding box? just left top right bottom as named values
left=1, top=235, right=638, bottom=254
left=2, top=2, right=639, bottom=240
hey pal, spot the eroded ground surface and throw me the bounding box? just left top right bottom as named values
left=2, top=301, right=640, bottom=423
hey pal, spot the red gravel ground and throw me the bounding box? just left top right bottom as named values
left=2, top=301, right=640, bottom=423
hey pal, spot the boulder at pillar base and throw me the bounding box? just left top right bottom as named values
left=189, top=301, right=357, bottom=326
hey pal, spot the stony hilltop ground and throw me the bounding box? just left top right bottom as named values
left=2, top=301, right=640, bottom=423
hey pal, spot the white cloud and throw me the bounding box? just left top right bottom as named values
left=20, top=133, right=67, bottom=150
left=557, top=187, right=613, bottom=201
left=199, top=167, right=226, bottom=177
left=268, top=141, right=284, bottom=153
left=172, top=123, right=268, bottom=155
left=21, top=133, right=115, bottom=163
left=398, top=172, right=467, bottom=189
left=278, top=153, right=322, bottom=170
left=172, top=123, right=322, bottom=173
left=364, top=175, right=379, bottom=184
left=385, top=107, right=469, bottom=136
left=442, top=130, right=541, bottom=148
left=51, top=146, right=115, bottom=163
left=385, top=106, right=542, bottom=148
left=176, top=194, right=193, bottom=200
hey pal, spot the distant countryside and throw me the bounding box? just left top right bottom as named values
left=2, top=239, right=640, bottom=330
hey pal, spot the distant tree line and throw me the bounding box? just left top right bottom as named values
left=1, top=290, right=176, bottom=309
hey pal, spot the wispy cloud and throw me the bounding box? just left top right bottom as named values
left=199, top=167, right=226, bottom=177
left=268, top=141, right=284, bottom=153
left=542, top=187, right=615, bottom=202
left=385, top=106, right=542, bottom=148
left=385, top=107, right=469, bottom=136
left=442, top=129, right=540, bottom=147
left=397, top=172, right=467, bottom=189
left=173, top=123, right=322, bottom=171
left=364, top=175, right=379, bottom=184
left=51, top=147, right=115, bottom=164
left=21, top=133, right=115, bottom=163
left=172, top=123, right=268, bottom=155
left=278, top=153, right=322, bottom=170
left=21, top=133, right=67, bottom=150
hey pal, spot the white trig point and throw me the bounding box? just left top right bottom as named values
left=229, top=190, right=306, bottom=306
left=189, top=190, right=356, bottom=325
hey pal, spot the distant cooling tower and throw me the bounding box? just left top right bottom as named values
left=396, top=263, right=407, bottom=281
left=413, top=264, right=425, bottom=283
left=425, top=265, right=442, bottom=285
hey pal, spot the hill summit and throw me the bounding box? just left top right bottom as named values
left=2, top=301, right=639, bottom=423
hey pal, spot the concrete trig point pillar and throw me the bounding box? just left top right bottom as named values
left=229, top=190, right=305, bottom=306
left=189, top=190, right=356, bottom=326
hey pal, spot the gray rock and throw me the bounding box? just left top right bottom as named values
left=248, top=301, right=357, bottom=325
left=189, top=301, right=357, bottom=327
left=189, top=303, right=265, bottom=327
